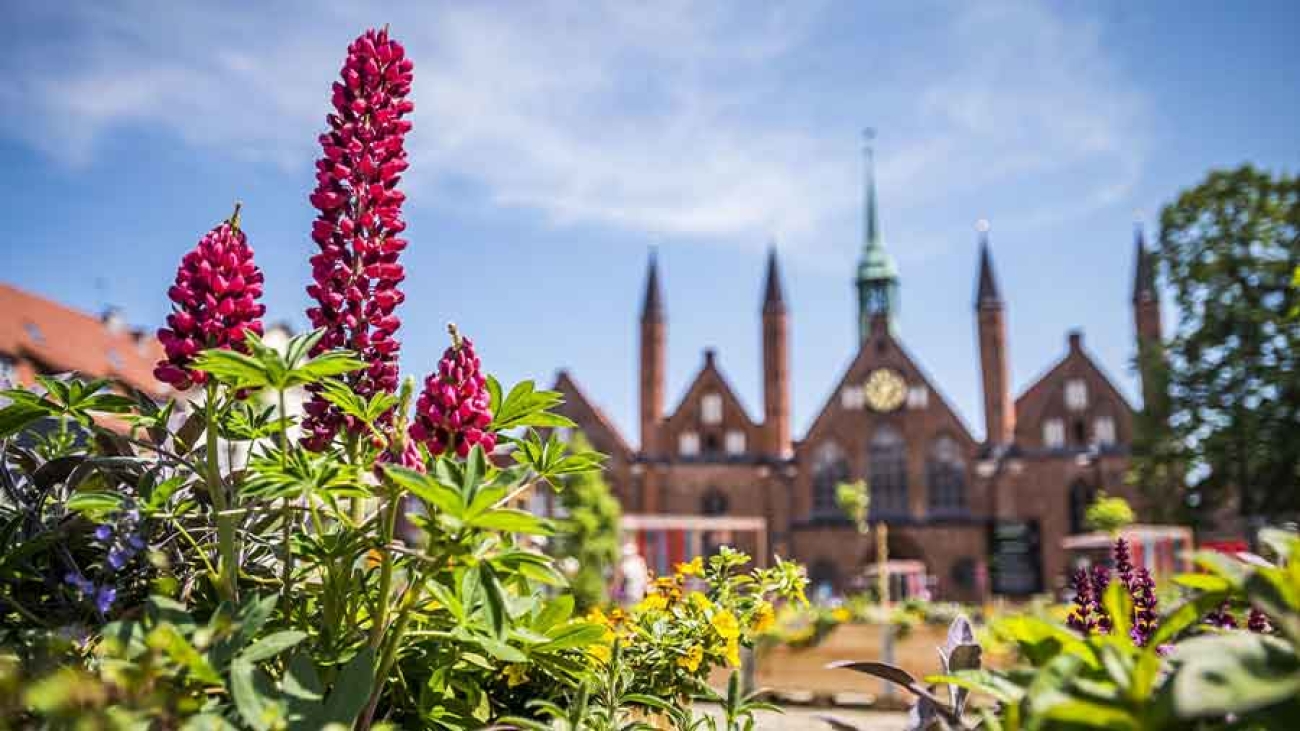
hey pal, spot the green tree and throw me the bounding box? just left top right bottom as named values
left=1085, top=492, right=1135, bottom=534
left=1156, top=165, right=1300, bottom=521
left=551, top=432, right=622, bottom=611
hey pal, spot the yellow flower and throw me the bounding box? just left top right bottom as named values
left=711, top=610, right=740, bottom=641
left=724, top=638, right=741, bottom=668
left=504, top=664, right=529, bottom=687
left=831, top=607, right=852, bottom=623
left=676, top=556, right=704, bottom=577
left=638, top=594, right=669, bottom=613
left=688, top=591, right=714, bottom=612
left=589, top=643, right=611, bottom=665
left=587, top=607, right=611, bottom=627
left=677, top=644, right=703, bottom=672
left=751, top=602, right=776, bottom=633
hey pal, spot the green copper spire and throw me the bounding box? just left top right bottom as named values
left=856, top=128, right=899, bottom=342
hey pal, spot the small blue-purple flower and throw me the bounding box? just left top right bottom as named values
left=94, top=585, right=117, bottom=614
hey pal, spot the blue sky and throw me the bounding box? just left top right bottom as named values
left=2, top=1, right=1298, bottom=442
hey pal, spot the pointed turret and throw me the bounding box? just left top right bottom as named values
left=761, top=244, right=790, bottom=457
left=1131, top=220, right=1165, bottom=413
left=855, top=129, right=900, bottom=342
left=641, top=249, right=664, bottom=323
left=974, top=220, right=1014, bottom=447
left=639, top=250, right=666, bottom=460
left=762, top=244, right=786, bottom=313
left=1132, top=223, right=1157, bottom=304
left=975, top=221, right=1002, bottom=307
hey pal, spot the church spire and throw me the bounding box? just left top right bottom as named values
left=641, top=248, right=664, bottom=322
left=856, top=129, right=899, bottom=342
left=975, top=219, right=1002, bottom=306
left=1132, top=220, right=1157, bottom=303
left=762, top=243, right=786, bottom=313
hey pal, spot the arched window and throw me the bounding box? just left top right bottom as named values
left=701, top=489, right=728, bottom=516
left=1069, top=480, right=1096, bottom=534
left=868, top=426, right=908, bottom=518
left=927, top=436, right=967, bottom=516
left=811, top=442, right=850, bottom=518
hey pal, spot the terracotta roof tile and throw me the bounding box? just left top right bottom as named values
left=0, top=282, right=167, bottom=398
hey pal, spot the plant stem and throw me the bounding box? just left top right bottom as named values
left=277, top=387, right=294, bottom=608
left=369, top=483, right=401, bottom=649
left=205, top=382, right=238, bottom=603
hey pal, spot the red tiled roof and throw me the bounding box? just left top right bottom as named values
left=0, top=282, right=167, bottom=397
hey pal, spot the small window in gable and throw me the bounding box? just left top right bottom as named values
left=841, top=386, right=864, bottom=410
left=1094, top=416, right=1116, bottom=446
left=725, top=429, right=746, bottom=456
left=1065, top=379, right=1088, bottom=411
left=907, top=386, right=929, bottom=409
left=701, top=393, right=723, bottom=424
left=679, top=431, right=700, bottom=457
left=1043, top=418, right=1065, bottom=448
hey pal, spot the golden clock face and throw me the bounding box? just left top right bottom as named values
left=864, top=368, right=906, bottom=412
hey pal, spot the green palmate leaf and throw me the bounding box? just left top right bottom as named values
left=239, top=630, right=308, bottom=664
left=469, top=508, right=552, bottom=536
left=291, top=352, right=367, bottom=385
left=192, top=349, right=271, bottom=389
left=479, top=563, right=508, bottom=639
left=490, top=380, right=574, bottom=431
left=0, top=400, right=54, bottom=438
left=284, top=329, right=326, bottom=369
left=66, top=490, right=126, bottom=518
left=536, top=621, right=607, bottom=652
left=385, top=465, right=463, bottom=516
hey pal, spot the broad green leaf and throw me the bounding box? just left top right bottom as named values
left=384, top=465, right=463, bottom=516
left=192, top=349, right=270, bottom=389
left=479, top=563, right=507, bottom=639
left=533, top=594, right=574, bottom=633
left=230, top=657, right=283, bottom=731
left=537, top=621, right=607, bottom=652
left=0, top=401, right=53, bottom=438
left=472, top=635, right=527, bottom=663
left=146, top=623, right=221, bottom=685
left=239, top=630, right=307, bottom=664
left=469, top=508, right=552, bottom=536
left=1172, top=573, right=1232, bottom=592
left=1039, top=699, right=1139, bottom=729
left=1172, top=633, right=1300, bottom=719
left=292, top=352, right=367, bottom=384
left=321, top=647, right=375, bottom=725
left=66, top=491, right=125, bottom=518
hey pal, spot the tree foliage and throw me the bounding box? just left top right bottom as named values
left=550, top=432, right=621, bottom=612
left=1156, top=165, right=1300, bottom=520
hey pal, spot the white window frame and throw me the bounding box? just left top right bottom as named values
left=724, top=429, right=746, bottom=456
left=1094, top=416, right=1116, bottom=446
left=1065, top=379, right=1088, bottom=411
left=841, top=386, right=864, bottom=411
left=701, top=393, right=723, bottom=424
left=1043, top=418, right=1065, bottom=448
left=679, top=431, right=700, bottom=457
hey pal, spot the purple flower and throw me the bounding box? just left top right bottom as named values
left=1067, top=568, right=1096, bottom=634
left=409, top=325, right=497, bottom=459
left=302, top=27, right=414, bottom=450
left=1113, top=537, right=1134, bottom=592
left=1247, top=608, right=1272, bottom=634
left=1129, top=567, right=1159, bottom=646
left=94, top=585, right=117, bottom=614
left=1204, top=602, right=1238, bottom=629
left=65, top=572, right=94, bottom=595
left=155, top=206, right=265, bottom=390
left=93, top=525, right=112, bottom=542
left=1090, top=564, right=1113, bottom=633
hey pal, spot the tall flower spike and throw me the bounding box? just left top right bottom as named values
left=1129, top=566, right=1159, bottom=646
left=410, top=324, right=497, bottom=459
left=154, top=204, right=265, bottom=390
left=1067, top=567, right=1096, bottom=634
left=302, top=27, right=415, bottom=450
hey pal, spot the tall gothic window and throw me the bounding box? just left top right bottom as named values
left=926, top=436, right=967, bottom=516
left=868, top=426, right=908, bottom=518
left=812, top=442, right=850, bottom=518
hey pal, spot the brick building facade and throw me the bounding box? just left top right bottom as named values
left=551, top=141, right=1163, bottom=601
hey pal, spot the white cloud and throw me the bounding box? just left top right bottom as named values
left=0, top=0, right=1149, bottom=257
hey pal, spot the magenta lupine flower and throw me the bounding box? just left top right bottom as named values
left=154, top=205, right=265, bottom=390
left=301, top=27, right=415, bottom=450
left=1247, top=607, right=1272, bottom=634
left=410, top=325, right=497, bottom=459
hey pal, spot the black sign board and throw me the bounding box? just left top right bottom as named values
left=988, top=520, right=1043, bottom=596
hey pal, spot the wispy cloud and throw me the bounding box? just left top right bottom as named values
left=0, top=0, right=1149, bottom=257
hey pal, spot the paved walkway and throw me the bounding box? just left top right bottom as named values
left=698, top=705, right=908, bottom=730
